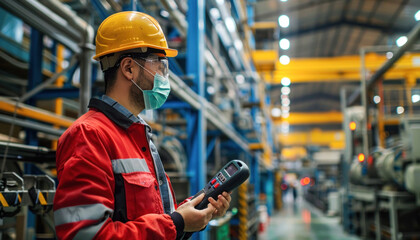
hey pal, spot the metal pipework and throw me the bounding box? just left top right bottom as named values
left=39, top=0, right=95, bottom=115
left=348, top=21, right=420, bottom=106
left=0, top=0, right=95, bottom=115
left=0, top=0, right=81, bottom=52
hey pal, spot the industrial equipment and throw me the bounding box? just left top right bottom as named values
left=342, top=106, right=420, bottom=239
left=349, top=117, right=420, bottom=202
left=0, top=141, right=56, bottom=239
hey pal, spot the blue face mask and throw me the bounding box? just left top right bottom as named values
left=131, top=60, right=171, bottom=110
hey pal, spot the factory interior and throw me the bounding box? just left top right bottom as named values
left=1, top=0, right=420, bottom=239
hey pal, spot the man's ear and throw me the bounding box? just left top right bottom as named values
left=120, top=57, right=134, bottom=80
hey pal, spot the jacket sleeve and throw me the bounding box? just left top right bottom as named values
left=53, top=123, right=183, bottom=240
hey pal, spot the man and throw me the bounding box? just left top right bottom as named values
left=53, top=11, right=231, bottom=239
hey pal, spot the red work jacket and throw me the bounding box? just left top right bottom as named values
left=53, top=98, right=184, bottom=239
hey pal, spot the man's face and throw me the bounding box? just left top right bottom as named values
left=128, top=54, right=169, bottom=110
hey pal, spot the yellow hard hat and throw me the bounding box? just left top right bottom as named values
left=93, top=11, right=178, bottom=61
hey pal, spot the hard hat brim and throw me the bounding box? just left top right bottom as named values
left=93, top=44, right=178, bottom=60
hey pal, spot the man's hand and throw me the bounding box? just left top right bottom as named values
left=175, top=193, right=215, bottom=232
left=208, top=191, right=231, bottom=218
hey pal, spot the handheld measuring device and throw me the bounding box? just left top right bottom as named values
left=192, top=160, right=250, bottom=210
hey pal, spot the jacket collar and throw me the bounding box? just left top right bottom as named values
left=88, top=96, right=153, bottom=132
left=88, top=98, right=133, bottom=130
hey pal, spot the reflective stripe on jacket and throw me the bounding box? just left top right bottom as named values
left=53, top=97, right=183, bottom=240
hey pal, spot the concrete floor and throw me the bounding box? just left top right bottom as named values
left=259, top=195, right=360, bottom=240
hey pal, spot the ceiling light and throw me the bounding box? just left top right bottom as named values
left=386, top=52, right=393, bottom=59
left=278, top=15, right=289, bottom=28
left=281, top=87, right=291, bottom=95
left=412, top=94, right=420, bottom=103
left=280, top=0, right=288, bottom=2
left=373, top=95, right=381, bottom=104
left=271, top=107, right=281, bottom=117
left=415, top=10, right=420, bottom=21
left=160, top=10, right=169, bottom=18
left=236, top=74, right=245, bottom=84
left=396, top=106, right=404, bottom=114
left=225, top=17, right=236, bottom=33
left=279, top=38, right=290, bottom=50
left=207, top=86, right=215, bottom=95
left=282, top=98, right=290, bottom=106
left=281, top=77, right=291, bottom=86
left=209, top=8, right=221, bottom=20
left=279, top=55, right=290, bottom=65
left=396, top=36, right=407, bottom=47
left=234, top=39, right=243, bottom=50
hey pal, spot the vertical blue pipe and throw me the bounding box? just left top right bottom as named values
left=25, top=27, right=44, bottom=240
left=251, top=154, right=260, bottom=201
left=90, top=0, right=109, bottom=20
left=265, top=170, right=274, bottom=216
left=122, top=0, right=136, bottom=11
left=206, top=137, right=216, bottom=160
left=186, top=0, right=206, bottom=239
left=246, top=3, right=255, bottom=50
left=26, top=28, right=43, bottom=145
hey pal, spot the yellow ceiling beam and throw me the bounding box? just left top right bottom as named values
left=252, top=21, right=278, bottom=29
left=275, top=53, right=420, bottom=72
left=272, top=69, right=420, bottom=83
left=252, top=50, right=279, bottom=72
left=273, top=112, right=343, bottom=125
left=281, top=147, right=307, bottom=161
left=278, top=129, right=345, bottom=149
left=269, top=53, right=420, bottom=83
left=252, top=50, right=278, bottom=62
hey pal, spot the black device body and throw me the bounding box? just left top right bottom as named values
left=192, top=160, right=250, bottom=210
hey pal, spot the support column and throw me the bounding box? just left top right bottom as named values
left=25, top=27, right=44, bottom=240
left=186, top=0, right=206, bottom=239
left=375, top=197, right=381, bottom=240
left=389, top=197, right=398, bottom=240
left=79, top=33, right=94, bottom=115
left=405, top=73, right=416, bottom=115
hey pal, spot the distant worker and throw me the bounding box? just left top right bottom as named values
left=291, top=183, right=298, bottom=203
left=53, top=11, right=231, bottom=239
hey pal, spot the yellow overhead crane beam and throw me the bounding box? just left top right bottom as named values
left=261, top=53, right=420, bottom=83
left=278, top=129, right=345, bottom=149
left=252, top=50, right=278, bottom=71
left=281, top=147, right=307, bottom=161
left=273, top=112, right=343, bottom=125
left=250, top=22, right=279, bottom=72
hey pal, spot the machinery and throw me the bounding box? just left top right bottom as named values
left=348, top=118, right=420, bottom=203
left=0, top=142, right=56, bottom=239
left=342, top=105, right=420, bottom=240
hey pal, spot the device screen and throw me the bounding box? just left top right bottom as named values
left=225, top=163, right=238, bottom=176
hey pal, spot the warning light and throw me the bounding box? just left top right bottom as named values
left=368, top=155, right=373, bottom=166
left=300, top=177, right=311, bottom=186
left=349, top=121, right=356, bottom=131
left=303, top=177, right=310, bottom=185
left=358, top=153, right=365, bottom=162
left=281, top=184, right=288, bottom=191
